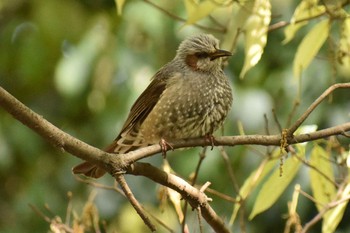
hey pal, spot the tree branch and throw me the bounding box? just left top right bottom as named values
left=0, top=86, right=116, bottom=170
left=1, top=83, right=350, bottom=233
left=115, top=174, right=156, bottom=232
left=287, top=83, right=350, bottom=136
left=127, top=162, right=230, bottom=233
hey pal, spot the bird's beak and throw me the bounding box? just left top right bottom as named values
left=210, top=49, right=232, bottom=60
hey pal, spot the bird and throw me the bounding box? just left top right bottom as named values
left=73, top=34, right=233, bottom=178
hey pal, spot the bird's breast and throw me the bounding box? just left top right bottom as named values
left=140, top=71, right=232, bottom=142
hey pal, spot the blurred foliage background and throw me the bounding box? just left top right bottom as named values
left=0, top=0, right=349, bottom=232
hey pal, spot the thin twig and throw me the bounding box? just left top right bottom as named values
left=291, top=146, right=339, bottom=188
left=301, top=194, right=350, bottom=233
left=182, top=147, right=208, bottom=232
left=287, top=83, right=350, bottom=136
left=147, top=210, right=176, bottom=233
left=205, top=187, right=237, bottom=203
left=143, top=0, right=225, bottom=33
left=267, top=0, right=350, bottom=32
left=75, top=175, right=125, bottom=195
left=264, top=113, right=270, bottom=135
left=286, top=100, right=300, bottom=128
left=29, top=204, right=52, bottom=223
left=65, top=192, right=73, bottom=225
left=197, top=207, right=204, bottom=233
left=219, top=146, right=241, bottom=194
left=115, top=174, right=156, bottom=232
left=272, top=108, right=283, bottom=133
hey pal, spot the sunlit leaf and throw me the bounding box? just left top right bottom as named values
left=338, top=18, right=350, bottom=76
left=240, top=0, right=271, bottom=78
left=249, top=146, right=304, bottom=219
left=230, top=151, right=278, bottom=224
left=184, top=0, right=217, bottom=25
left=322, top=183, right=350, bottom=233
left=162, top=161, right=184, bottom=222
left=115, top=0, right=125, bottom=15
left=283, top=0, right=325, bottom=44
left=309, top=144, right=344, bottom=233
left=310, top=144, right=336, bottom=211
left=293, top=19, right=330, bottom=79
left=221, top=3, right=251, bottom=51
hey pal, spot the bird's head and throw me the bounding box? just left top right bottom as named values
left=176, top=34, right=232, bottom=72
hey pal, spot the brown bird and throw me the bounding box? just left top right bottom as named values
left=73, top=34, right=233, bottom=178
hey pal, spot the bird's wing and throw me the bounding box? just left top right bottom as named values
left=104, top=67, right=175, bottom=153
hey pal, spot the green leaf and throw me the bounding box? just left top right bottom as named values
left=115, top=0, right=125, bottom=15
left=283, top=0, right=325, bottom=44
left=230, top=151, right=278, bottom=224
left=249, top=146, right=304, bottom=219
left=240, top=0, right=271, bottom=78
left=293, top=19, right=330, bottom=79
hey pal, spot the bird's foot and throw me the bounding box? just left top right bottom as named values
left=159, top=138, right=173, bottom=158
left=205, top=134, right=216, bottom=150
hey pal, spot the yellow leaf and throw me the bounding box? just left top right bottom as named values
left=184, top=0, right=218, bottom=25
left=230, top=151, right=278, bottom=224
left=338, top=18, right=350, bottom=77
left=240, top=0, right=271, bottom=78
left=114, top=0, right=125, bottom=15
left=309, top=144, right=346, bottom=233
left=221, top=3, right=251, bottom=50
left=310, top=145, right=336, bottom=211
left=293, top=19, right=330, bottom=79
left=249, top=146, right=304, bottom=219
left=283, top=0, right=325, bottom=44
left=322, top=183, right=350, bottom=233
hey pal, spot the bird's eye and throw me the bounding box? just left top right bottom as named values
left=195, top=52, right=209, bottom=59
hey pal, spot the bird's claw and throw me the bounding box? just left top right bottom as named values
left=205, top=134, right=216, bottom=150
left=160, top=138, right=173, bottom=158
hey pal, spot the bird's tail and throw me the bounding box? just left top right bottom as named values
left=72, top=133, right=147, bottom=178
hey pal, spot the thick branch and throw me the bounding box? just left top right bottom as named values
left=1, top=84, right=349, bottom=233
left=119, top=122, right=350, bottom=164
left=127, top=162, right=230, bottom=233
left=2, top=85, right=349, bottom=169
left=0, top=86, right=119, bottom=170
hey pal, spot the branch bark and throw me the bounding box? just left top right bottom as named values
left=1, top=83, right=350, bottom=233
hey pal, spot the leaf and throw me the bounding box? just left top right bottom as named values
left=221, top=3, right=251, bottom=51
left=338, top=18, right=350, bottom=65
left=115, top=0, right=125, bottom=15
left=293, top=19, right=330, bottom=79
left=240, top=0, right=271, bottom=78
left=283, top=0, right=326, bottom=44
left=249, top=146, right=304, bottom=219
left=309, top=145, right=336, bottom=211
left=322, top=183, right=350, bottom=233
left=184, top=0, right=217, bottom=25
left=230, top=152, right=278, bottom=224
left=248, top=125, right=316, bottom=220
left=309, top=144, right=347, bottom=233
